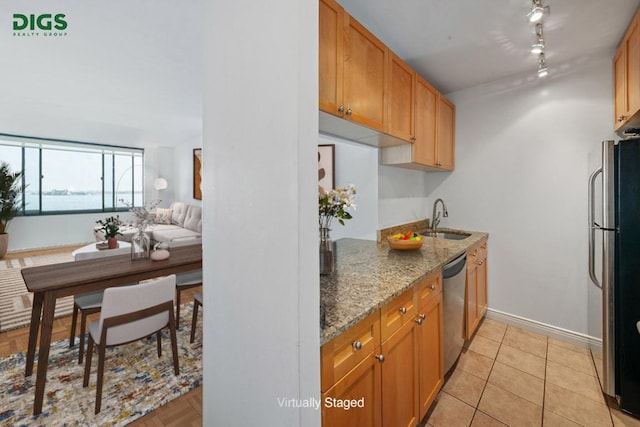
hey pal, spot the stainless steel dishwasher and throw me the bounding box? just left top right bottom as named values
left=442, top=252, right=467, bottom=375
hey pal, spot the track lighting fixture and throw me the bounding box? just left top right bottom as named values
left=527, top=0, right=549, bottom=23
left=537, top=53, right=548, bottom=78
left=531, top=23, right=545, bottom=54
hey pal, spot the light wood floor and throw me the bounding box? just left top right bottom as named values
left=0, top=245, right=203, bottom=426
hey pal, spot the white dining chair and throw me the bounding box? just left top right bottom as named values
left=82, top=274, right=179, bottom=414
left=69, top=243, right=132, bottom=364
left=163, top=236, right=203, bottom=328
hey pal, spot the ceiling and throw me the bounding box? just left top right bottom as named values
left=0, top=1, right=202, bottom=148
left=2, top=0, right=639, bottom=148
left=338, top=0, right=640, bottom=94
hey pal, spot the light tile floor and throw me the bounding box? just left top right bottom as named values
left=421, top=318, right=640, bottom=427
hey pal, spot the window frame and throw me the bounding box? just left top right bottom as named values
left=0, top=133, right=144, bottom=216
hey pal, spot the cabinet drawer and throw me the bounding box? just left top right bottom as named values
left=416, top=270, right=442, bottom=309
left=380, top=287, right=416, bottom=341
left=321, top=311, right=380, bottom=392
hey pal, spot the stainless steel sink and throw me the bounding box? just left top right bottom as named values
left=421, top=231, right=471, bottom=240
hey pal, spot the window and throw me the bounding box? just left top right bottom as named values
left=0, top=134, right=144, bottom=215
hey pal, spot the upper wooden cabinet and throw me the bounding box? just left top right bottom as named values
left=412, top=75, right=438, bottom=166
left=343, top=15, right=387, bottom=131
left=381, top=78, right=456, bottom=171
left=319, top=0, right=344, bottom=117
left=615, top=13, right=640, bottom=134
left=319, top=0, right=387, bottom=132
left=319, top=0, right=456, bottom=168
left=436, top=96, right=456, bottom=170
left=386, top=52, right=416, bottom=142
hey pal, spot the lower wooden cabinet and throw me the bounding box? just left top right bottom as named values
left=381, top=319, right=419, bottom=427
left=321, top=270, right=444, bottom=427
left=465, top=240, right=488, bottom=340
left=416, top=286, right=444, bottom=420
left=321, top=351, right=382, bottom=427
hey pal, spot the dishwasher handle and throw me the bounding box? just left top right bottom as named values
left=443, top=252, right=467, bottom=279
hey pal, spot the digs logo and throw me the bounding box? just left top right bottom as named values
left=13, top=13, right=68, bottom=37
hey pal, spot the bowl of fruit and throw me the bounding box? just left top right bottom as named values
left=388, top=232, right=423, bottom=250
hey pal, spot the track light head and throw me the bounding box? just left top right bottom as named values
left=528, top=0, right=550, bottom=23
left=531, top=23, right=545, bottom=54
left=537, top=52, right=549, bottom=78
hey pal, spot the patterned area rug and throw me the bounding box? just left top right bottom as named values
left=0, top=303, right=202, bottom=426
left=0, top=253, right=75, bottom=333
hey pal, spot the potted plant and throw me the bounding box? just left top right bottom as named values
left=0, top=162, right=24, bottom=258
left=96, top=215, right=123, bottom=249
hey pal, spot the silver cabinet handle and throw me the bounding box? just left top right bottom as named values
left=352, top=341, right=362, bottom=351
left=338, top=105, right=345, bottom=113
left=415, top=317, right=423, bottom=325
left=399, top=307, right=407, bottom=315
left=411, top=136, right=416, bottom=142
left=430, top=284, right=436, bottom=290
left=374, top=354, right=385, bottom=362
left=618, top=114, right=626, bottom=122
left=345, top=108, right=352, bottom=116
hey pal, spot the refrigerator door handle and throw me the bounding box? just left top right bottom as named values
left=588, top=167, right=603, bottom=289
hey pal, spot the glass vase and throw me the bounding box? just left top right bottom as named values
left=319, top=227, right=335, bottom=275
left=131, top=229, right=151, bottom=260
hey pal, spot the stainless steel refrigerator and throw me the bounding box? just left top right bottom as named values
left=589, top=139, right=640, bottom=417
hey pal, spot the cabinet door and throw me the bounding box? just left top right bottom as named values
left=387, top=52, right=415, bottom=142
left=627, top=19, right=640, bottom=119
left=416, top=291, right=444, bottom=420
left=615, top=44, right=627, bottom=128
left=343, top=15, right=387, bottom=131
left=436, top=96, right=455, bottom=170
left=413, top=75, right=438, bottom=166
left=322, top=352, right=382, bottom=427
left=319, top=0, right=345, bottom=117
left=477, top=246, right=488, bottom=319
left=381, top=320, right=419, bottom=427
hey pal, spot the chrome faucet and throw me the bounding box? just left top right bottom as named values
left=431, top=198, right=448, bottom=230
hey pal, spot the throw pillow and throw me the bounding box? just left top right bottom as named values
left=155, top=208, right=173, bottom=224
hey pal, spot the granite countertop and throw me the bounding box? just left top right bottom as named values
left=320, top=229, right=488, bottom=345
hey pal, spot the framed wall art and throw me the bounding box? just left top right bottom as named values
left=193, top=148, right=202, bottom=200
left=318, top=144, right=335, bottom=192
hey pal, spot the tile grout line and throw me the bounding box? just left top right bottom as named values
left=467, top=322, right=506, bottom=426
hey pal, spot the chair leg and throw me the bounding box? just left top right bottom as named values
left=168, top=310, right=180, bottom=376
left=69, top=304, right=79, bottom=347
left=83, top=336, right=94, bottom=387
left=156, top=331, right=162, bottom=358
left=95, top=343, right=106, bottom=414
left=190, top=299, right=200, bottom=344
left=175, top=288, right=182, bottom=329
left=78, top=312, right=88, bottom=364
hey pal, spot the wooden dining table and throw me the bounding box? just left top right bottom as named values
left=21, top=244, right=202, bottom=415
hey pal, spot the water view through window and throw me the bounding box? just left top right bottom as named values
left=0, top=134, right=143, bottom=215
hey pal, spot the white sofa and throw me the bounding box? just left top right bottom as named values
left=94, top=202, right=202, bottom=244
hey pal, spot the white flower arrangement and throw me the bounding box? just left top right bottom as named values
left=318, top=184, right=356, bottom=229
left=118, top=199, right=161, bottom=231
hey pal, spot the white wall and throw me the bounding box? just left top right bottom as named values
left=204, top=0, right=319, bottom=425
left=433, top=54, right=616, bottom=337
left=318, top=134, right=378, bottom=240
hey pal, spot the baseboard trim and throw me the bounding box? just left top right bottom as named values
left=485, top=308, right=602, bottom=352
